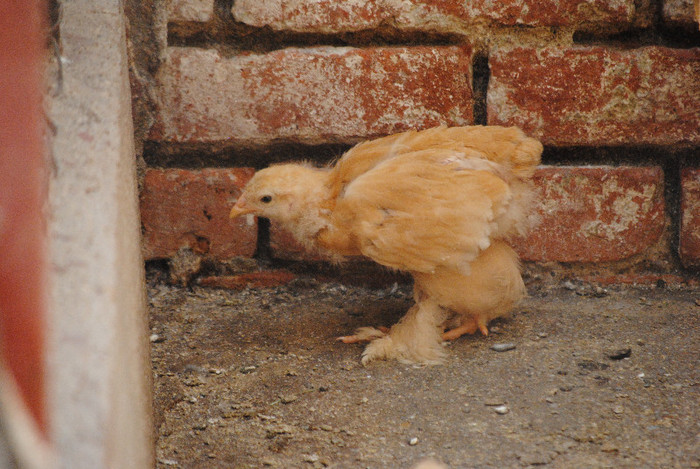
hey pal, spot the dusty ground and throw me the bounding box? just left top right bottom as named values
left=149, top=269, right=699, bottom=469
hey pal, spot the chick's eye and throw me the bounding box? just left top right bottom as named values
left=260, top=195, right=272, bottom=203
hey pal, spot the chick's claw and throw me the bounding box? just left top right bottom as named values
left=336, top=326, right=388, bottom=344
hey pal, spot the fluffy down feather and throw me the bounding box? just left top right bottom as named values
left=230, top=125, right=542, bottom=364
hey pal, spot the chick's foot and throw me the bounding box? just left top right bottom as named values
left=361, top=301, right=446, bottom=365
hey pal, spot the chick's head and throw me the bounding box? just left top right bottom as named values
left=229, top=164, right=326, bottom=223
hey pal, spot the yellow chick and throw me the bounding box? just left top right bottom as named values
left=230, top=126, right=542, bottom=365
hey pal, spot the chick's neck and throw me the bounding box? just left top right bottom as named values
left=281, top=168, right=333, bottom=250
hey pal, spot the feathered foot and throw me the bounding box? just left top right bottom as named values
left=361, top=301, right=446, bottom=366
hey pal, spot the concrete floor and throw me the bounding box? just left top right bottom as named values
left=149, top=271, right=699, bottom=468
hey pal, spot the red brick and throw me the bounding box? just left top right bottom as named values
left=680, top=168, right=700, bottom=268
left=515, top=166, right=666, bottom=262
left=488, top=46, right=700, bottom=146
left=662, top=0, right=698, bottom=27
left=199, top=270, right=297, bottom=290
left=140, top=168, right=257, bottom=259
left=232, top=0, right=634, bottom=32
left=168, top=0, right=215, bottom=22
left=150, top=46, right=472, bottom=145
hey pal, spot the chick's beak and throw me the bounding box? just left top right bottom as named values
left=229, top=196, right=255, bottom=219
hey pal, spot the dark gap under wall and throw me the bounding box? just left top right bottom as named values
left=471, top=52, right=490, bottom=126
left=167, top=24, right=466, bottom=53
left=143, top=141, right=352, bottom=170
left=146, top=140, right=696, bottom=171
left=253, top=217, right=272, bottom=262
left=573, top=27, right=700, bottom=49
left=540, top=146, right=695, bottom=167
left=573, top=0, right=700, bottom=50
left=662, top=156, right=683, bottom=265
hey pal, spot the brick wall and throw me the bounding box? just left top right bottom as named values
left=135, top=0, right=700, bottom=284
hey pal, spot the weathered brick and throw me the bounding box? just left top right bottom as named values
left=488, top=46, right=700, bottom=146
left=662, top=0, right=698, bottom=27
left=516, top=166, right=666, bottom=262
left=150, top=46, right=473, bottom=146
left=168, top=0, right=215, bottom=22
left=232, top=0, right=634, bottom=33
left=680, top=168, right=700, bottom=268
left=270, top=165, right=665, bottom=264
left=140, top=168, right=257, bottom=259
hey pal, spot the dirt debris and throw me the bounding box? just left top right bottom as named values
left=149, top=269, right=699, bottom=468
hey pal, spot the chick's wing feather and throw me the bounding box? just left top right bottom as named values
left=333, top=148, right=512, bottom=273
left=326, top=126, right=541, bottom=204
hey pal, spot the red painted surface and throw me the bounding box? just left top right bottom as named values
left=0, top=0, right=48, bottom=433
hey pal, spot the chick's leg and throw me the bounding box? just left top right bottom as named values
left=442, top=315, right=489, bottom=341
left=442, top=317, right=478, bottom=341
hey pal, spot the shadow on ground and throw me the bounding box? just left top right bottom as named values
left=149, top=272, right=699, bottom=468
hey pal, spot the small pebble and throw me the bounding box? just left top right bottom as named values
left=606, top=348, right=632, bottom=360
left=490, top=343, right=516, bottom=352
left=279, top=394, right=298, bottom=404
left=303, top=454, right=319, bottom=463
left=409, top=437, right=419, bottom=446
left=613, top=405, right=624, bottom=415
left=149, top=333, right=164, bottom=343
left=493, top=405, right=510, bottom=415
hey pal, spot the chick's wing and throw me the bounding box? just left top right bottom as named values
left=331, top=148, right=513, bottom=274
